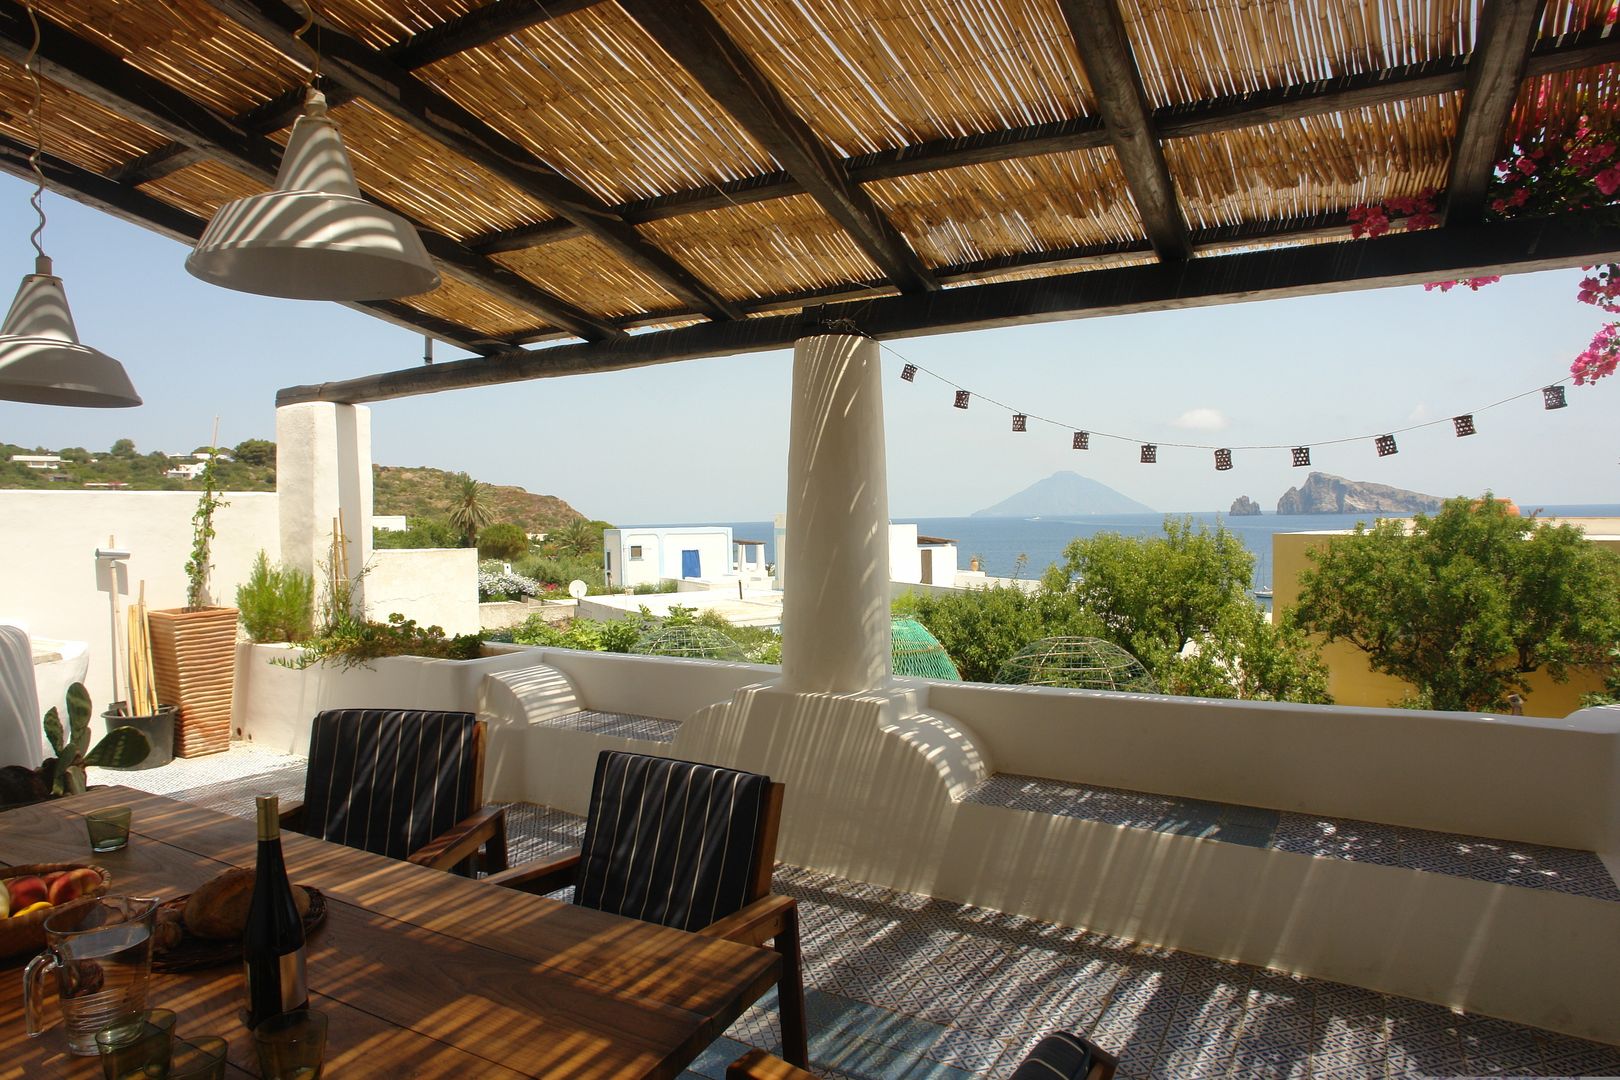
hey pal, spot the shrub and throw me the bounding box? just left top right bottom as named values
left=477, top=565, right=544, bottom=602
left=236, top=552, right=315, bottom=643
left=287, top=613, right=483, bottom=669
left=477, top=522, right=530, bottom=560
left=515, top=553, right=606, bottom=593
left=373, top=517, right=462, bottom=549
left=632, top=580, right=679, bottom=594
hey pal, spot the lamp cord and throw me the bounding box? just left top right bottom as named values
left=22, top=0, right=47, bottom=266
left=295, top=0, right=320, bottom=87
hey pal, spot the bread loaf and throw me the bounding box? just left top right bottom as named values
left=182, top=868, right=254, bottom=939
left=181, top=869, right=311, bottom=939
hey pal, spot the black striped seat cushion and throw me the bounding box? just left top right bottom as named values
left=1010, top=1033, right=1095, bottom=1079
left=574, top=751, right=771, bottom=932
left=302, top=709, right=480, bottom=861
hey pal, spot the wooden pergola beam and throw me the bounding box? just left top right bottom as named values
left=460, top=29, right=1620, bottom=255
left=1445, top=0, right=1543, bottom=224
left=1057, top=0, right=1192, bottom=261
left=0, top=1, right=620, bottom=342
left=114, top=0, right=602, bottom=187
left=0, top=134, right=510, bottom=356
left=201, top=0, right=744, bottom=321
left=277, top=209, right=1620, bottom=404
left=617, top=0, right=938, bottom=294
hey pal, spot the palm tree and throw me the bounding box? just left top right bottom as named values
left=447, top=473, right=492, bottom=547
left=555, top=517, right=600, bottom=556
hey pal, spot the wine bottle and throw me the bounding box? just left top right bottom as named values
left=244, top=794, right=308, bottom=1029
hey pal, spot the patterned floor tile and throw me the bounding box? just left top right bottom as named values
left=540, top=709, right=680, bottom=743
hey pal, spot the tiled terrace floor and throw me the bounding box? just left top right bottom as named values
left=89, top=747, right=1620, bottom=1079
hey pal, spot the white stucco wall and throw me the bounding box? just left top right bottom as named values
left=888, top=523, right=922, bottom=584
left=364, top=548, right=479, bottom=635
left=0, top=490, right=279, bottom=717
left=604, top=527, right=734, bottom=587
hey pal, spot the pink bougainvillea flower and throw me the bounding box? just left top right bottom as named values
left=1596, top=166, right=1620, bottom=196
left=1516, top=156, right=1537, bottom=175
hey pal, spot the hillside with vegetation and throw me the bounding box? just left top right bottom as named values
left=0, top=441, right=585, bottom=532
left=372, top=465, right=582, bottom=533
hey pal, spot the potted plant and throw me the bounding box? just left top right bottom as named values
left=0, top=683, right=150, bottom=810
left=103, top=583, right=179, bottom=768
left=147, top=445, right=237, bottom=756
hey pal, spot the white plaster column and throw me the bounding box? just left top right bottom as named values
left=275, top=402, right=372, bottom=610
left=780, top=334, right=891, bottom=693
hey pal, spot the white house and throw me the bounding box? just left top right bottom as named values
left=603, top=526, right=735, bottom=588
left=777, top=518, right=958, bottom=587
left=10, top=455, right=62, bottom=470
left=373, top=514, right=408, bottom=532
left=165, top=461, right=208, bottom=480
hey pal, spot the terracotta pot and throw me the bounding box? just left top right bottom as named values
left=147, top=607, right=238, bottom=757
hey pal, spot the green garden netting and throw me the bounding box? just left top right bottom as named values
left=995, top=636, right=1158, bottom=693
left=630, top=625, right=747, bottom=661
left=891, top=617, right=961, bottom=681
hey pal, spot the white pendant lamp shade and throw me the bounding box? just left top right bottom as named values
left=186, top=89, right=440, bottom=300
left=0, top=256, right=140, bottom=408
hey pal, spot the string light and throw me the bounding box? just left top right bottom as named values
left=887, top=342, right=1577, bottom=462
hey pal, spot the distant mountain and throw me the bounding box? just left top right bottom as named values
left=972, top=471, right=1155, bottom=517
left=1276, top=472, right=1444, bottom=514
left=373, top=466, right=585, bottom=532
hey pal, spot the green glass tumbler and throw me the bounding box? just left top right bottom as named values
left=94, top=1007, right=175, bottom=1080
left=85, top=806, right=133, bottom=853
left=170, top=1035, right=228, bottom=1079
left=253, top=1009, right=327, bottom=1080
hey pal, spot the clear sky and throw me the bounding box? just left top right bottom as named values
left=0, top=172, right=1615, bottom=523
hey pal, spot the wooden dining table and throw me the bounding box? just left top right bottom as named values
left=0, top=786, right=780, bottom=1078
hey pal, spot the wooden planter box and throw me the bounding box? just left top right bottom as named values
left=148, top=607, right=238, bottom=757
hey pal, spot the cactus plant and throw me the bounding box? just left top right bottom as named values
left=38, top=682, right=151, bottom=796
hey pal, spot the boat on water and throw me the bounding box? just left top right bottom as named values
left=1253, top=586, right=1274, bottom=599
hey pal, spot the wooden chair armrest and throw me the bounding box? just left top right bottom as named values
left=1086, top=1039, right=1119, bottom=1080
left=277, top=801, right=306, bottom=835
left=726, top=1048, right=814, bottom=1080
left=483, top=852, right=582, bottom=894
left=697, top=893, right=795, bottom=948
left=407, top=806, right=505, bottom=873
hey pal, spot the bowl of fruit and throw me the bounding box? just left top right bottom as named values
left=0, top=863, right=111, bottom=958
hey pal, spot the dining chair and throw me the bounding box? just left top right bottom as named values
left=280, top=708, right=507, bottom=875
left=727, top=1030, right=1117, bottom=1080
left=486, top=750, right=808, bottom=1067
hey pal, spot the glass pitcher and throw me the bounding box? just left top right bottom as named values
left=24, top=895, right=159, bottom=1055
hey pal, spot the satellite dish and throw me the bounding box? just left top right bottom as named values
left=568, top=579, right=588, bottom=600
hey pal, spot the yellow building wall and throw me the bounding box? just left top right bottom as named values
left=1272, top=526, right=1619, bottom=718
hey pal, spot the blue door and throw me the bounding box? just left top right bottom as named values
left=681, top=549, right=701, bottom=578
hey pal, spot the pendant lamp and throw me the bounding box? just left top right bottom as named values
left=186, top=88, right=440, bottom=300
left=0, top=255, right=141, bottom=407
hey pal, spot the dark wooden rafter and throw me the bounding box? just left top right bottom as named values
left=278, top=209, right=1620, bottom=404
left=462, top=28, right=1620, bottom=254
left=111, top=0, right=602, bottom=187
left=0, top=1, right=620, bottom=342
left=616, top=0, right=938, bottom=294
left=199, top=0, right=743, bottom=321
left=1445, top=0, right=1544, bottom=224
left=1056, top=0, right=1191, bottom=261
left=0, top=132, right=512, bottom=355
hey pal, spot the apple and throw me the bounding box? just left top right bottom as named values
left=6, top=875, right=47, bottom=910
left=48, top=868, right=101, bottom=906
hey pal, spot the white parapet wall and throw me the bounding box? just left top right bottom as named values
left=365, top=548, right=480, bottom=636
left=0, top=490, right=280, bottom=716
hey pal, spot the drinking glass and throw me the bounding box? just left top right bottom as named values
left=253, top=1009, right=327, bottom=1080
left=24, top=895, right=159, bottom=1055
left=85, top=806, right=133, bottom=852
left=94, top=1007, right=175, bottom=1080
left=170, top=1035, right=229, bottom=1080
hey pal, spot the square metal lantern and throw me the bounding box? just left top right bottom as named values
left=1375, top=433, right=1398, bottom=456
left=1543, top=385, right=1567, bottom=410
left=1073, top=431, right=1089, bottom=450
left=900, top=363, right=917, bottom=382
left=1012, top=413, right=1027, bottom=432
left=954, top=390, right=970, bottom=409
left=1453, top=414, right=1476, bottom=437
left=1140, top=444, right=1157, bottom=463
left=1291, top=446, right=1311, bottom=467
left=1214, top=448, right=1232, bottom=471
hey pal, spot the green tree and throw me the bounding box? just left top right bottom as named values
left=1294, top=495, right=1620, bottom=712
left=477, top=522, right=530, bottom=560
left=446, top=473, right=492, bottom=547
left=110, top=438, right=137, bottom=458
left=233, top=438, right=276, bottom=467
left=373, top=517, right=462, bottom=550
left=1060, top=518, right=1330, bottom=702
left=894, top=569, right=1100, bottom=683
left=553, top=517, right=607, bottom=556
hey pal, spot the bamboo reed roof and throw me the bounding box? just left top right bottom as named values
left=0, top=0, right=1618, bottom=401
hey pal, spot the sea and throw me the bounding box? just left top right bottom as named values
left=658, top=504, right=1620, bottom=595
